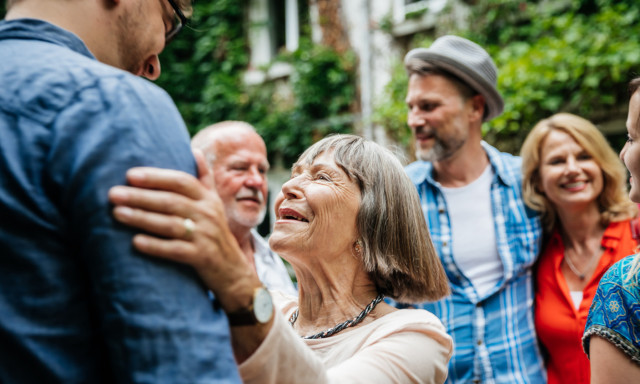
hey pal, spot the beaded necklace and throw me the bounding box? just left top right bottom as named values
left=289, top=293, right=384, bottom=339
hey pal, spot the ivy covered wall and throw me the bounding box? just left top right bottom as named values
left=5, top=1, right=640, bottom=159
left=158, top=0, right=356, bottom=168
left=0, top=1, right=356, bottom=167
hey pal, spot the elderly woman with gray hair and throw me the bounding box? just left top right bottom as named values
left=108, top=134, right=453, bottom=383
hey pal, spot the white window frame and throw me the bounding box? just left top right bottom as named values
left=245, top=0, right=302, bottom=84
left=394, top=0, right=448, bottom=23
left=391, top=0, right=450, bottom=36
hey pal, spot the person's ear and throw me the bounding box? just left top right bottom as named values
left=193, top=148, right=216, bottom=191
left=140, top=55, right=161, bottom=81
left=469, top=94, right=485, bottom=122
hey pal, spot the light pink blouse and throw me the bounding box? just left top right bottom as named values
left=239, top=292, right=453, bottom=383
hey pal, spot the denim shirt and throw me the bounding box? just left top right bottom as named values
left=405, top=142, right=545, bottom=384
left=0, top=19, right=240, bottom=383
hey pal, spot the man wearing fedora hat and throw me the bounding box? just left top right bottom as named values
left=402, top=35, right=545, bottom=383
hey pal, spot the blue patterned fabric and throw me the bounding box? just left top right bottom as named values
left=583, top=254, right=640, bottom=365
left=403, top=141, right=545, bottom=384
left=0, top=19, right=240, bottom=383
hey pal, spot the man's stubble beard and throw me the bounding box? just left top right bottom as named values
left=415, top=136, right=465, bottom=163
left=226, top=204, right=267, bottom=231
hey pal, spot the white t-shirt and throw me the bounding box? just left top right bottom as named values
left=570, top=291, right=583, bottom=310
left=441, top=165, right=503, bottom=298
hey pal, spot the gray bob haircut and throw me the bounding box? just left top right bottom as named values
left=295, top=134, right=449, bottom=303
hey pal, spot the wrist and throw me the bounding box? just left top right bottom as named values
left=225, top=286, right=273, bottom=326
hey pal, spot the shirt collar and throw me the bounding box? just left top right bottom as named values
left=549, top=220, right=630, bottom=252
left=251, top=229, right=275, bottom=263
left=0, top=18, right=95, bottom=60
left=601, top=220, right=631, bottom=251
left=412, top=141, right=519, bottom=187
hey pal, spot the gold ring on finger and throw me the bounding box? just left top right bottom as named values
left=183, top=218, right=196, bottom=239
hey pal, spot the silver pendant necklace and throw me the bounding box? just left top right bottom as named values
left=563, top=248, right=601, bottom=281
left=564, top=253, right=587, bottom=280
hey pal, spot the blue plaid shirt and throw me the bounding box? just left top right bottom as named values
left=405, top=142, right=545, bottom=384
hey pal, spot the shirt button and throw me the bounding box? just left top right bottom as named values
left=438, top=208, right=445, bottom=213
left=477, top=340, right=483, bottom=345
left=473, top=380, right=481, bottom=384
left=442, top=241, right=448, bottom=247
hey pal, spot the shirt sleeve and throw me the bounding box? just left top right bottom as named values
left=583, top=255, right=640, bottom=366
left=47, top=77, right=240, bottom=383
left=239, top=305, right=452, bottom=384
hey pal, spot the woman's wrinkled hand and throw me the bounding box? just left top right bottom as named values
left=107, top=154, right=256, bottom=308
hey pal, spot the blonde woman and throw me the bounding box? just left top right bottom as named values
left=520, top=113, right=638, bottom=384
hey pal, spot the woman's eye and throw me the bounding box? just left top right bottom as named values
left=548, top=158, right=564, bottom=165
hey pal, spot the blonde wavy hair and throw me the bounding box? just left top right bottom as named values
left=521, top=112, right=637, bottom=233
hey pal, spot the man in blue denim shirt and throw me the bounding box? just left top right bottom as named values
left=0, top=0, right=239, bottom=382
left=402, top=36, right=545, bottom=383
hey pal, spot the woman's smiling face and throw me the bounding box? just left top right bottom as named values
left=269, top=151, right=362, bottom=263
left=537, top=129, right=603, bottom=211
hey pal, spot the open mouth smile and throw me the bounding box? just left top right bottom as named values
left=279, top=208, right=309, bottom=222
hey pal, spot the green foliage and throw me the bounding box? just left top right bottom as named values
left=372, top=59, right=418, bottom=148
left=159, top=2, right=356, bottom=166
left=379, top=12, right=394, bottom=34
left=376, top=0, right=640, bottom=154
left=474, top=0, right=640, bottom=152
left=157, top=0, right=249, bottom=136
left=373, top=35, right=439, bottom=152
left=406, top=8, right=428, bottom=20
left=244, top=41, right=357, bottom=166
left=1, top=1, right=355, bottom=166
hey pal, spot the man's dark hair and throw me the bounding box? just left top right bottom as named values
left=405, top=57, right=477, bottom=101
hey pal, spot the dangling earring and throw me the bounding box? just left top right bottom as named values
left=353, top=239, right=363, bottom=256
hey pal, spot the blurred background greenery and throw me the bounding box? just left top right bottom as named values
left=3, top=0, right=640, bottom=164
left=375, top=0, right=640, bottom=155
